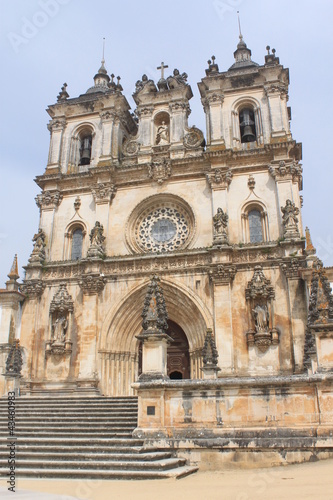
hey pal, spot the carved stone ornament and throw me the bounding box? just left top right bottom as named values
left=28, top=229, right=46, bottom=264
left=87, top=221, right=106, bottom=258
left=5, top=339, right=23, bottom=377
left=47, top=118, right=66, bottom=132
left=308, top=260, right=333, bottom=326
left=79, top=273, right=106, bottom=295
left=91, top=183, right=116, bottom=204
left=74, top=196, right=81, bottom=212
left=248, top=175, right=256, bottom=191
left=213, top=208, right=229, bottom=245
left=280, top=258, right=304, bottom=279
left=281, top=199, right=300, bottom=239
left=47, top=284, right=74, bottom=356
left=209, top=264, right=236, bottom=285
left=245, top=266, right=275, bottom=301
left=245, top=266, right=277, bottom=353
left=148, top=159, right=171, bottom=185
left=202, top=329, right=219, bottom=368
left=20, top=279, right=45, bottom=298
left=269, top=160, right=303, bottom=188
left=35, top=191, right=63, bottom=210
left=141, top=275, right=168, bottom=335
left=206, top=93, right=224, bottom=104
left=183, top=126, right=205, bottom=150
left=122, top=139, right=139, bottom=157
left=206, top=168, right=233, bottom=190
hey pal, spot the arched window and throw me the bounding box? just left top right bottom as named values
left=242, top=204, right=269, bottom=244
left=71, top=228, right=83, bottom=260
left=248, top=210, right=263, bottom=243
left=79, top=134, right=92, bottom=165
left=239, top=108, right=256, bottom=143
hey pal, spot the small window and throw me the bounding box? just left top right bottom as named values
left=71, top=228, right=83, bottom=260
left=79, top=135, right=92, bottom=165
left=248, top=210, right=263, bottom=243
left=239, top=108, right=256, bottom=143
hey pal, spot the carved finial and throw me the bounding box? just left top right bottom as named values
left=8, top=254, right=19, bottom=281
left=5, top=339, right=23, bottom=377
left=141, top=275, right=168, bottom=334
left=266, top=45, right=271, bottom=54
left=272, top=48, right=276, bottom=55
left=57, top=83, right=69, bottom=102
left=211, top=55, right=216, bottom=64
left=202, top=329, right=219, bottom=367
left=157, top=62, right=169, bottom=80
left=305, top=227, right=316, bottom=256
left=237, top=11, right=243, bottom=41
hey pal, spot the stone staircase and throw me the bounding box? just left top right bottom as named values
left=0, top=396, right=197, bottom=479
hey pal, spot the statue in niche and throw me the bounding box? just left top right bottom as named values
left=281, top=199, right=300, bottom=236
left=32, top=228, right=46, bottom=251
left=52, top=315, right=68, bottom=344
left=252, top=304, right=269, bottom=332
left=89, top=221, right=105, bottom=247
left=156, top=121, right=169, bottom=145
left=213, top=207, right=228, bottom=242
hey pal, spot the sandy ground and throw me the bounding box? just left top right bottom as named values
left=1, top=459, right=333, bottom=500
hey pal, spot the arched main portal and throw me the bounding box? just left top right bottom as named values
left=138, top=320, right=190, bottom=380
left=98, top=278, right=213, bottom=396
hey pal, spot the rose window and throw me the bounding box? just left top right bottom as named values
left=126, top=195, right=195, bottom=254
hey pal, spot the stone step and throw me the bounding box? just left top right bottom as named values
left=0, top=411, right=138, bottom=418
left=0, top=457, right=186, bottom=471
left=0, top=423, right=136, bottom=430
left=0, top=416, right=137, bottom=423
left=0, top=451, right=173, bottom=461
left=0, top=397, right=138, bottom=402
left=0, top=437, right=144, bottom=446
left=5, top=445, right=146, bottom=453
left=0, top=431, right=134, bottom=439
left=0, top=465, right=198, bottom=480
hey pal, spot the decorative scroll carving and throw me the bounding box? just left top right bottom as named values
left=79, top=273, right=106, bottom=295
left=87, top=222, right=106, bottom=259
left=28, top=229, right=46, bottom=264
left=209, top=264, right=236, bottom=285
left=213, top=208, right=229, bottom=245
left=280, top=258, right=305, bottom=279
left=47, top=118, right=66, bottom=132
left=5, top=340, right=23, bottom=377
left=148, top=159, right=171, bottom=184
left=47, top=284, right=74, bottom=356
left=20, top=279, right=45, bottom=298
left=91, top=183, right=116, bottom=204
left=269, top=160, right=303, bottom=189
left=205, top=93, right=224, bottom=104
left=183, top=126, right=205, bottom=150
left=122, top=139, right=139, bottom=157
left=206, top=169, right=233, bottom=189
left=281, top=199, right=300, bottom=239
left=245, top=266, right=277, bottom=353
left=35, top=191, right=62, bottom=210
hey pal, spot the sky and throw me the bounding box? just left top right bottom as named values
left=0, top=0, right=333, bottom=285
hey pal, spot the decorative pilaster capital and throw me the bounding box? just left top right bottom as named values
left=79, top=273, right=106, bottom=295
left=136, top=106, right=154, bottom=118
left=100, top=110, right=116, bottom=122
left=205, top=92, right=224, bottom=104
left=206, top=168, right=233, bottom=189
left=279, top=258, right=305, bottom=279
left=20, top=279, right=45, bottom=298
left=91, top=183, right=117, bottom=204
left=268, top=160, right=303, bottom=188
left=209, top=264, right=236, bottom=285
left=35, top=190, right=63, bottom=210
left=47, top=117, right=66, bottom=132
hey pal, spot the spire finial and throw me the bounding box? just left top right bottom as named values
left=237, top=11, right=243, bottom=41
left=8, top=254, right=19, bottom=280
left=102, top=37, right=105, bottom=65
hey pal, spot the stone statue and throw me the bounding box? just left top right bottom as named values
left=252, top=304, right=269, bottom=332
left=213, top=208, right=228, bottom=243
left=281, top=199, right=300, bottom=238
left=52, top=315, right=68, bottom=344
left=156, top=121, right=169, bottom=145
left=89, top=221, right=105, bottom=247
left=29, top=228, right=46, bottom=263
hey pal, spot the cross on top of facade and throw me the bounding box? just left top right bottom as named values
left=157, top=62, right=169, bottom=80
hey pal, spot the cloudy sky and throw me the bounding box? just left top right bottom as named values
left=1, top=0, right=332, bottom=285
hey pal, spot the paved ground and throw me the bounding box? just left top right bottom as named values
left=1, top=459, right=333, bottom=500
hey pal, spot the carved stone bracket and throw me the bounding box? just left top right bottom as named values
left=35, top=191, right=63, bottom=210
left=79, top=273, right=107, bottom=295
left=20, top=279, right=45, bottom=298
left=209, top=264, right=236, bottom=285
left=280, top=258, right=305, bottom=280
left=148, top=159, right=171, bottom=185
left=91, top=183, right=116, bottom=205
left=269, top=160, right=303, bottom=189
left=206, top=168, right=233, bottom=190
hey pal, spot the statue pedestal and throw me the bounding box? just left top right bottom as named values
left=201, top=365, right=220, bottom=379
left=136, top=330, right=173, bottom=381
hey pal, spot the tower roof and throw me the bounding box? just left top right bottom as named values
left=228, top=34, right=259, bottom=71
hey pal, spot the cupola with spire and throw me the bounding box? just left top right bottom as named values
left=228, top=14, right=258, bottom=70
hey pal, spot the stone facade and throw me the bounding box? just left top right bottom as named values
left=1, top=37, right=333, bottom=467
